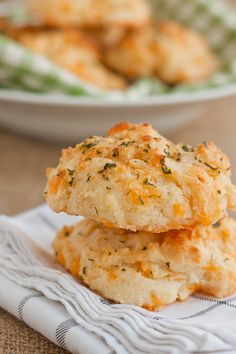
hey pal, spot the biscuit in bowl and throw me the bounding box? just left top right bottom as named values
left=104, top=26, right=157, bottom=79
left=105, top=21, right=218, bottom=84
left=8, top=28, right=126, bottom=90
left=28, top=0, right=151, bottom=28
left=45, top=122, right=236, bottom=233
left=53, top=217, right=236, bottom=310
left=153, top=21, right=218, bottom=85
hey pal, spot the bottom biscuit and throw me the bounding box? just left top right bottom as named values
left=53, top=218, right=236, bottom=311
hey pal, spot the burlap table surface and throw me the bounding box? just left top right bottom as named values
left=0, top=96, right=236, bottom=353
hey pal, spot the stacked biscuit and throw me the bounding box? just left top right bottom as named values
left=45, top=123, right=236, bottom=310
left=0, top=0, right=217, bottom=90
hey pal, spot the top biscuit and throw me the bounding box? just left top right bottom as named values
left=28, top=0, right=151, bottom=28
left=45, top=122, right=236, bottom=233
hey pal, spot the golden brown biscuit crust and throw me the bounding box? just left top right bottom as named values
left=45, top=122, right=236, bottom=233
left=53, top=217, right=236, bottom=310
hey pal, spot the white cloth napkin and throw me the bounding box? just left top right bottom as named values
left=1, top=205, right=236, bottom=354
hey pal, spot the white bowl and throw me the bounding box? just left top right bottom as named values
left=0, top=85, right=236, bottom=143
left=1, top=0, right=236, bottom=142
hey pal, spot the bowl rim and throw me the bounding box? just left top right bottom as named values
left=0, top=83, right=236, bottom=107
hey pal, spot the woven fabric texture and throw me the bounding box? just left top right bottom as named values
left=0, top=308, right=69, bottom=354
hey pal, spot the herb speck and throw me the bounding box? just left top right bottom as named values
left=182, top=144, right=194, bottom=152
left=212, top=221, right=221, bottom=228
left=120, top=140, right=135, bottom=147
left=98, top=162, right=117, bottom=174
left=83, top=267, right=87, bottom=275
left=67, top=169, right=75, bottom=176
left=205, top=162, right=219, bottom=171
left=160, top=158, right=172, bottom=175
left=68, top=177, right=74, bottom=186
left=86, top=174, right=92, bottom=182
left=138, top=196, right=144, bottom=205
left=143, top=178, right=156, bottom=188
left=112, top=148, right=119, bottom=157
left=82, top=142, right=97, bottom=149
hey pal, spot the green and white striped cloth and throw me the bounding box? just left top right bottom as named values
left=0, top=0, right=236, bottom=98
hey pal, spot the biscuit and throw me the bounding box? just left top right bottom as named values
left=45, top=122, right=236, bottom=233
left=105, top=22, right=218, bottom=84
left=53, top=217, right=236, bottom=310
left=28, top=0, right=151, bottom=28
left=104, top=26, right=156, bottom=79
left=153, top=21, right=218, bottom=85
left=9, top=28, right=126, bottom=90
